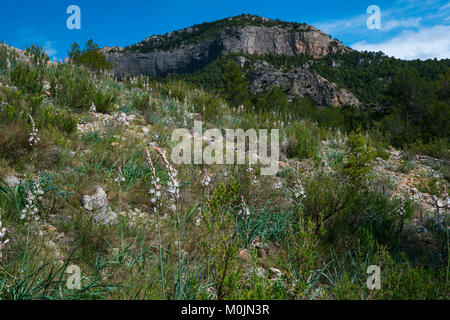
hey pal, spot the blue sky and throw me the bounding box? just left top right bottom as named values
left=0, top=0, right=449, bottom=60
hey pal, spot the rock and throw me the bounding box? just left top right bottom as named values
left=4, top=176, right=21, bottom=188
left=93, top=207, right=118, bottom=225
left=81, top=186, right=118, bottom=225
left=255, top=267, right=266, bottom=278
left=268, top=267, right=284, bottom=279
left=46, top=240, right=57, bottom=250
left=58, top=235, right=74, bottom=245
left=249, top=61, right=359, bottom=107
left=105, top=22, right=349, bottom=78
left=437, top=200, right=445, bottom=208
left=238, top=249, right=250, bottom=262
left=82, top=186, right=109, bottom=211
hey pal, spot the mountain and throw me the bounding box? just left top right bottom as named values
left=103, top=15, right=348, bottom=78
left=102, top=14, right=359, bottom=106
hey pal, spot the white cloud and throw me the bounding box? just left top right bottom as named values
left=43, top=41, right=57, bottom=57
left=382, top=17, right=422, bottom=31
left=439, top=2, right=450, bottom=11
left=351, top=25, right=450, bottom=60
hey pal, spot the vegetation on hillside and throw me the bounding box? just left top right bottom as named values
left=0, top=42, right=448, bottom=300
left=171, top=51, right=450, bottom=160
left=68, top=39, right=112, bottom=71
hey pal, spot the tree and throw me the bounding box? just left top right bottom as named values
left=67, top=39, right=112, bottom=71
left=222, top=61, right=249, bottom=107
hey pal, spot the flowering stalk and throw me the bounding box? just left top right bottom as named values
left=0, top=212, right=9, bottom=258
left=154, top=147, right=179, bottom=200
left=28, top=114, right=40, bottom=148
left=145, top=148, right=166, bottom=298
left=21, top=172, right=44, bottom=222
left=201, top=169, right=212, bottom=189
left=292, top=178, right=306, bottom=200
left=145, top=149, right=162, bottom=211
left=114, top=167, right=126, bottom=184
left=238, top=196, right=250, bottom=216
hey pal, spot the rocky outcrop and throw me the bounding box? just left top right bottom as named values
left=249, top=61, right=360, bottom=107
left=104, top=25, right=349, bottom=78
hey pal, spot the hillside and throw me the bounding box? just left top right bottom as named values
left=0, top=39, right=449, bottom=300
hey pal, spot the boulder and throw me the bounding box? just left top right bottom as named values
left=81, top=186, right=118, bottom=225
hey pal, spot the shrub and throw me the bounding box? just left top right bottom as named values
left=93, top=89, right=117, bottom=114
left=286, top=121, right=321, bottom=160
left=301, top=171, right=357, bottom=234
left=68, top=40, right=112, bottom=71
left=132, top=92, right=150, bottom=112
left=50, top=64, right=96, bottom=110
left=10, top=63, right=44, bottom=95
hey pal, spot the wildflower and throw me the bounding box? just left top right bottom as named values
left=195, top=207, right=202, bottom=227
left=201, top=169, right=212, bottom=188
left=155, top=147, right=179, bottom=200
left=145, top=149, right=162, bottom=211
left=292, top=178, right=306, bottom=199
left=114, top=167, right=126, bottom=184
left=247, top=167, right=258, bottom=185
left=397, top=200, right=406, bottom=216
left=238, top=196, right=251, bottom=216
left=28, top=114, right=40, bottom=148
left=20, top=173, right=44, bottom=222
left=0, top=213, right=9, bottom=257
left=90, top=102, right=96, bottom=112
left=273, top=179, right=283, bottom=190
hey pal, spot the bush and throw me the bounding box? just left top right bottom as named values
left=286, top=121, right=321, bottom=160
left=93, top=89, right=117, bottom=114
left=69, top=40, right=112, bottom=71
left=301, top=171, right=357, bottom=234
left=50, top=64, right=96, bottom=110
left=10, top=63, right=44, bottom=95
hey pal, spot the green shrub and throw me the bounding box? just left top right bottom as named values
left=10, top=63, right=44, bottom=95
left=68, top=40, right=112, bottom=71
left=93, top=89, right=117, bottom=114
left=132, top=92, right=150, bottom=111
left=286, top=122, right=320, bottom=160
left=50, top=64, right=96, bottom=110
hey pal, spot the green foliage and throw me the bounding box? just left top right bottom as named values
left=223, top=61, right=250, bottom=107
left=10, top=63, right=44, bottom=95
left=49, top=64, right=96, bottom=111
left=255, top=86, right=289, bottom=112
left=24, top=44, right=49, bottom=67
left=93, top=89, right=118, bottom=114
left=301, top=171, right=357, bottom=234
left=286, top=122, right=321, bottom=160
left=343, top=132, right=376, bottom=182
left=69, top=39, right=112, bottom=71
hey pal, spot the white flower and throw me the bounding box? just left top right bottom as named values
left=21, top=173, right=43, bottom=223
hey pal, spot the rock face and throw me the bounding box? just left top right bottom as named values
left=104, top=25, right=349, bottom=78
left=249, top=61, right=360, bottom=107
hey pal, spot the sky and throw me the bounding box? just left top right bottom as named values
left=0, top=0, right=449, bottom=60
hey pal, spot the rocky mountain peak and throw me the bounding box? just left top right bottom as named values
left=104, top=14, right=351, bottom=79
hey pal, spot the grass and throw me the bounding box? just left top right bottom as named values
left=0, top=43, right=448, bottom=300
